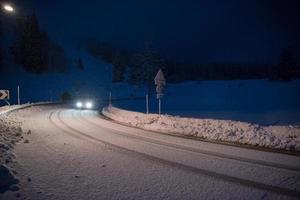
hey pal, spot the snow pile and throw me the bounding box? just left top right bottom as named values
left=0, top=165, right=19, bottom=193
left=103, top=106, right=300, bottom=151
left=0, top=105, right=25, bottom=114
left=0, top=112, right=23, bottom=193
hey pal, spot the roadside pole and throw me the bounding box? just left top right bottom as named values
left=109, top=91, right=112, bottom=106
left=146, top=94, right=149, bottom=114
left=50, top=90, right=53, bottom=102
left=17, top=85, right=20, bottom=105
left=158, top=98, right=161, bottom=115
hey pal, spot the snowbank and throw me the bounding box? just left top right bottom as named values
left=0, top=165, right=19, bottom=193
left=0, top=102, right=59, bottom=116
left=0, top=105, right=25, bottom=115
left=103, top=106, right=300, bottom=151
left=0, top=110, right=23, bottom=193
left=0, top=103, right=54, bottom=193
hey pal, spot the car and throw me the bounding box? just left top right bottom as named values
left=75, top=100, right=93, bottom=109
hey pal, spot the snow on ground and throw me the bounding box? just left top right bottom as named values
left=2, top=51, right=299, bottom=125
left=112, top=80, right=300, bottom=125
left=0, top=108, right=24, bottom=194
left=0, top=103, right=54, bottom=115
left=103, top=106, right=300, bottom=151
left=0, top=105, right=24, bottom=114
left=0, top=104, right=52, bottom=194
left=1, top=105, right=299, bottom=199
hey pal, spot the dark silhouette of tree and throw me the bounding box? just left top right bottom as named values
left=128, top=53, right=142, bottom=85
left=85, top=40, right=300, bottom=83
left=112, top=51, right=126, bottom=82
left=0, top=48, right=2, bottom=72
left=0, top=18, right=3, bottom=72
left=48, top=42, right=69, bottom=73
left=75, top=57, right=84, bottom=70
left=11, top=14, right=49, bottom=73
left=11, top=13, right=69, bottom=74
left=129, top=45, right=165, bottom=94
left=60, top=91, right=73, bottom=103
left=10, top=16, right=23, bottom=66
left=86, top=39, right=133, bottom=82
left=86, top=39, right=116, bottom=63
left=276, top=47, right=297, bottom=81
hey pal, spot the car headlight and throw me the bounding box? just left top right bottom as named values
left=76, top=102, right=83, bottom=108
left=86, top=102, right=93, bottom=109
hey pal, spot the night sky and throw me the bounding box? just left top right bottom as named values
left=15, top=0, right=300, bottom=63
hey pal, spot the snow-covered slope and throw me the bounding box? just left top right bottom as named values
left=2, top=106, right=300, bottom=199
left=0, top=105, right=24, bottom=115
left=111, top=80, right=300, bottom=125
left=1, top=49, right=299, bottom=125
left=0, top=49, right=113, bottom=106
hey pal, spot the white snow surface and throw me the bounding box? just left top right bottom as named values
left=0, top=103, right=47, bottom=114
left=103, top=106, right=300, bottom=151
left=0, top=113, right=23, bottom=165
left=0, top=107, right=24, bottom=194
left=0, top=105, right=25, bottom=115
left=1, top=105, right=300, bottom=199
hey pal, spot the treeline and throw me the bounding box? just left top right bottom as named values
left=86, top=39, right=165, bottom=92
left=0, top=13, right=69, bottom=74
left=86, top=39, right=300, bottom=85
left=0, top=17, right=4, bottom=72
left=165, top=60, right=298, bottom=82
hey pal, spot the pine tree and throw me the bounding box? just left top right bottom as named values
left=277, top=47, right=296, bottom=81
left=112, top=51, right=126, bottom=82
left=0, top=19, right=3, bottom=72
left=48, top=42, right=69, bottom=73
left=11, top=14, right=49, bottom=73
left=128, top=45, right=165, bottom=93
left=0, top=46, right=2, bottom=71
left=60, top=91, right=73, bottom=102
left=86, top=40, right=116, bottom=63
left=75, top=57, right=84, bottom=70
left=128, top=53, right=143, bottom=85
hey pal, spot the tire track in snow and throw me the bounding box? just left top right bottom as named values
left=53, top=109, right=300, bottom=198
left=48, top=110, right=87, bottom=141
left=78, top=110, right=300, bottom=172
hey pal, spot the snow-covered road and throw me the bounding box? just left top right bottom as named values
left=2, top=106, right=300, bottom=200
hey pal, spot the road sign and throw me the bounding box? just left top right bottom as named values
left=0, top=90, right=9, bottom=100
left=154, top=69, right=166, bottom=115
left=154, top=69, right=166, bottom=98
left=154, top=69, right=166, bottom=85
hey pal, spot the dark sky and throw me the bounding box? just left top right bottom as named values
left=17, top=0, right=300, bottom=63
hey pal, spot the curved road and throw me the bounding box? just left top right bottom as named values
left=6, top=106, right=300, bottom=200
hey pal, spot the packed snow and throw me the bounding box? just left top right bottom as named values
left=0, top=105, right=299, bottom=199
left=0, top=108, right=24, bottom=193
left=2, top=49, right=300, bottom=126
left=0, top=103, right=52, bottom=194
left=103, top=106, right=300, bottom=151
left=0, top=105, right=25, bottom=114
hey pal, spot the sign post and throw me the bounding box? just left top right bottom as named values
left=154, top=69, right=166, bottom=116
left=146, top=94, right=149, bottom=114
left=0, top=90, right=10, bottom=105
left=109, top=91, right=112, bottom=106
left=17, top=85, right=20, bottom=105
